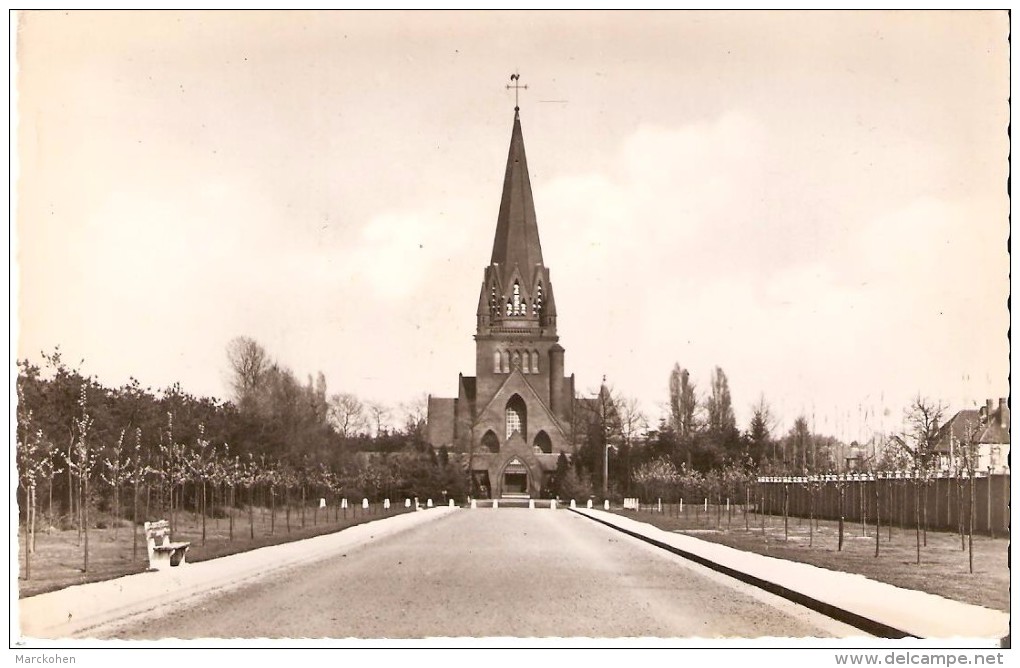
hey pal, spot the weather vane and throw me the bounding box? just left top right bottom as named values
left=507, top=72, right=527, bottom=110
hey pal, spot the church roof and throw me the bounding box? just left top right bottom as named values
left=490, top=109, right=544, bottom=285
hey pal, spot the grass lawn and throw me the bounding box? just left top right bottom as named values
left=608, top=504, right=1008, bottom=612
left=16, top=503, right=411, bottom=599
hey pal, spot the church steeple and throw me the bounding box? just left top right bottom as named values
left=477, top=107, right=557, bottom=336
left=489, top=108, right=545, bottom=290
left=426, top=96, right=581, bottom=500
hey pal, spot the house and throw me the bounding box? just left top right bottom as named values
left=932, top=398, right=1010, bottom=473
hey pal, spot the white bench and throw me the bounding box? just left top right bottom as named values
left=144, top=520, right=191, bottom=571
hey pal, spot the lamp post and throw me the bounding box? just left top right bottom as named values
left=603, top=440, right=610, bottom=498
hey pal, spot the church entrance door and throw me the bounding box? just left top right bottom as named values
left=502, top=457, right=530, bottom=497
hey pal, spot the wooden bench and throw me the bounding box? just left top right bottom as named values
left=144, top=520, right=190, bottom=571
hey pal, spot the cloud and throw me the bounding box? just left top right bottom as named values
left=520, top=114, right=1007, bottom=435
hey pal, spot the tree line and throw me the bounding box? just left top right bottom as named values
left=560, top=362, right=971, bottom=504
left=17, top=341, right=971, bottom=545
left=15, top=339, right=467, bottom=575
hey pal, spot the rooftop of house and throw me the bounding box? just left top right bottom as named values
left=932, top=399, right=1010, bottom=452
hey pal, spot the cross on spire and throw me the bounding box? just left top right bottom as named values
left=506, top=72, right=527, bottom=110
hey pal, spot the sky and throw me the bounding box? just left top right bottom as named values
left=13, top=10, right=1011, bottom=440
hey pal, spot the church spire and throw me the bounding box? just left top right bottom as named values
left=489, top=108, right=544, bottom=287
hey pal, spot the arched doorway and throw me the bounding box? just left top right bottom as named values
left=502, top=457, right=530, bottom=495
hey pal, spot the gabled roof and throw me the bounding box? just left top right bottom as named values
left=489, top=109, right=544, bottom=290
left=473, top=367, right=568, bottom=439
left=932, top=407, right=1010, bottom=453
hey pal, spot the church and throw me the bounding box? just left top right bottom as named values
left=426, top=103, right=580, bottom=499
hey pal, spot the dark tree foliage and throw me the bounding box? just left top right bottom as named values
left=15, top=342, right=464, bottom=525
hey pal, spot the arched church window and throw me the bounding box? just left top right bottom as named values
left=503, top=350, right=510, bottom=373
left=531, top=350, right=539, bottom=373
left=533, top=284, right=543, bottom=315
left=481, top=430, right=499, bottom=453
left=505, top=395, right=527, bottom=440
left=533, top=430, right=552, bottom=454
left=493, top=350, right=502, bottom=373
left=490, top=286, right=499, bottom=315
left=511, top=350, right=521, bottom=371
left=512, top=282, right=522, bottom=316
left=506, top=299, right=512, bottom=317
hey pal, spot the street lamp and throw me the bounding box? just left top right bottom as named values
left=603, top=440, right=610, bottom=498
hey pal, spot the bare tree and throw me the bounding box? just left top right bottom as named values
left=366, top=401, right=391, bottom=437
left=616, top=394, right=647, bottom=496
left=890, top=394, right=947, bottom=471
left=329, top=392, right=367, bottom=439
left=398, top=394, right=429, bottom=441
left=889, top=394, right=947, bottom=565
left=617, top=395, right=647, bottom=449
left=226, top=336, right=269, bottom=407
left=788, top=416, right=811, bottom=472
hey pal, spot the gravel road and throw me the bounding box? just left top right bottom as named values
left=107, top=508, right=863, bottom=639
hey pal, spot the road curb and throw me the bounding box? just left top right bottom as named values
left=19, top=507, right=457, bottom=639
left=572, top=508, right=915, bottom=639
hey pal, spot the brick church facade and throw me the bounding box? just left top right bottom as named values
left=426, top=107, right=579, bottom=499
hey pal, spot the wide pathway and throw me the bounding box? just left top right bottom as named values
left=107, top=508, right=862, bottom=639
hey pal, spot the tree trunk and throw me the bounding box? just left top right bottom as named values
left=48, top=473, right=54, bottom=531
left=76, top=470, right=83, bottom=546
left=914, top=480, right=921, bottom=565
left=934, top=477, right=940, bottom=532
left=860, top=480, right=866, bottom=537
left=133, top=480, right=139, bottom=560
left=30, top=485, right=37, bottom=554
left=887, top=481, right=892, bottom=542
left=301, top=486, right=306, bottom=529
left=270, top=486, right=276, bottom=535
left=168, top=480, right=174, bottom=539
left=67, top=440, right=74, bottom=528
left=987, top=473, right=993, bottom=538
left=23, top=492, right=31, bottom=580
left=83, top=474, right=90, bottom=574
left=837, top=485, right=845, bottom=552
left=968, top=472, right=975, bottom=574
left=201, top=480, right=207, bottom=546
left=922, top=481, right=928, bottom=547
left=249, top=486, right=255, bottom=540
left=228, top=484, right=234, bottom=542
left=809, top=488, right=815, bottom=547
left=113, top=483, right=120, bottom=541
left=874, top=477, right=880, bottom=558
left=760, top=487, right=765, bottom=537
left=783, top=485, right=789, bottom=541
left=744, top=485, right=750, bottom=532
left=958, top=476, right=965, bottom=551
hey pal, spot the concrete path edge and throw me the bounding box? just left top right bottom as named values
left=571, top=508, right=1007, bottom=642
left=18, top=507, right=457, bottom=639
